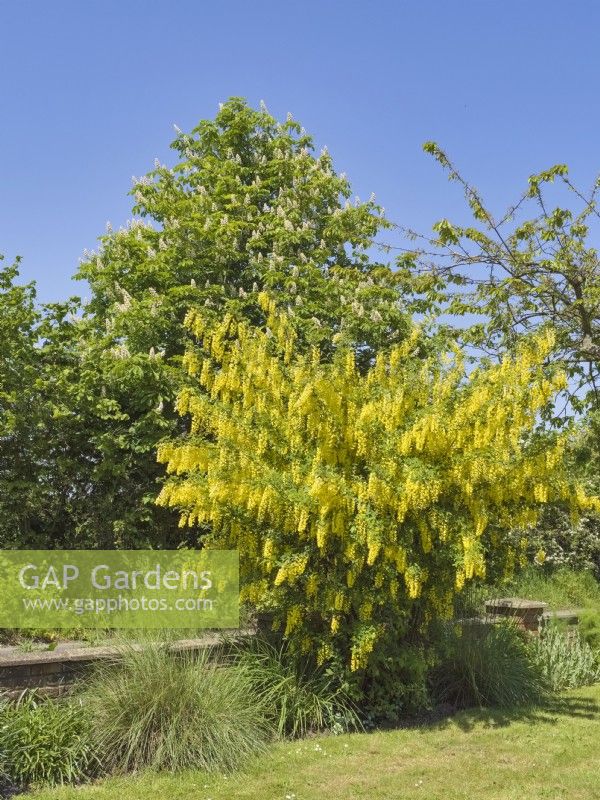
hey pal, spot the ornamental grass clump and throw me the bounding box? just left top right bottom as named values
left=431, top=621, right=546, bottom=709
left=233, top=638, right=359, bottom=738
left=81, top=637, right=272, bottom=774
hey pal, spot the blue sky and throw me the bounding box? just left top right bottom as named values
left=1, top=0, right=599, bottom=303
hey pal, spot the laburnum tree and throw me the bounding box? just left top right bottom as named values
left=157, top=293, right=599, bottom=677
left=67, top=97, right=407, bottom=547
left=392, top=145, right=600, bottom=576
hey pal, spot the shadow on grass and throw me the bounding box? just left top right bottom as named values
left=420, top=692, right=600, bottom=733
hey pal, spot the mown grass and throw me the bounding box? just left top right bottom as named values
left=29, top=684, right=600, bottom=800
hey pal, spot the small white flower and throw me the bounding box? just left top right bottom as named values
left=112, top=344, right=130, bottom=359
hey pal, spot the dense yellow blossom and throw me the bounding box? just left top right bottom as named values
left=157, top=304, right=597, bottom=671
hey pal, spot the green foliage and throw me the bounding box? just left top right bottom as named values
left=398, top=144, right=600, bottom=414
left=354, top=636, right=432, bottom=724
left=233, top=638, right=358, bottom=738
left=0, top=257, right=58, bottom=546
left=525, top=507, right=600, bottom=579
left=500, top=566, right=600, bottom=611
left=524, top=415, right=600, bottom=579
left=431, top=621, right=546, bottom=709
left=0, top=692, right=95, bottom=788
left=81, top=637, right=271, bottom=774
left=0, top=254, right=171, bottom=549
left=578, top=610, right=600, bottom=651
left=532, top=625, right=600, bottom=691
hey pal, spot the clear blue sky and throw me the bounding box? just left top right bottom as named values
left=2, top=0, right=599, bottom=303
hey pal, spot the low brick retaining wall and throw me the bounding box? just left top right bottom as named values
left=0, top=634, right=232, bottom=697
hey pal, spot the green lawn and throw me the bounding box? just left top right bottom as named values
left=31, top=685, right=600, bottom=800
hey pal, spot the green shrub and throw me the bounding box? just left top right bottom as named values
left=354, top=640, right=433, bottom=725
left=526, top=505, right=600, bottom=579
left=233, top=639, right=358, bottom=738
left=0, top=692, right=95, bottom=788
left=532, top=624, right=600, bottom=691
left=81, top=637, right=272, bottom=774
left=579, top=610, right=600, bottom=651
left=431, top=621, right=546, bottom=709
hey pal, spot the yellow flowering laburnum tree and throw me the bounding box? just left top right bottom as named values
left=157, top=293, right=599, bottom=673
